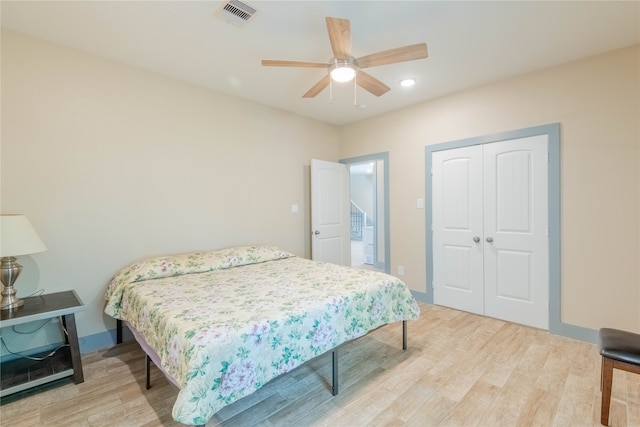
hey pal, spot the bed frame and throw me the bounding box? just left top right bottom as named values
left=116, top=318, right=408, bottom=398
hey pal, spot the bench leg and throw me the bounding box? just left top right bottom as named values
left=601, top=356, right=614, bottom=426
left=600, top=357, right=604, bottom=391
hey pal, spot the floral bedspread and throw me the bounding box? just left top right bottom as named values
left=104, top=246, right=420, bottom=425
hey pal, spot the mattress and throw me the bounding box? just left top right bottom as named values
left=104, top=245, right=420, bottom=425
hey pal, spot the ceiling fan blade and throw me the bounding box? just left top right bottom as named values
left=356, top=43, right=428, bottom=69
left=356, top=71, right=391, bottom=97
left=326, top=17, right=351, bottom=59
left=302, top=75, right=331, bottom=98
left=262, top=60, right=328, bottom=68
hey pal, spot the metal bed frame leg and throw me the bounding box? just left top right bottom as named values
left=332, top=349, right=339, bottom=396
left=330, top=320, right=406, bottom=397
left=116, top=319, right=123, bottom=344
left=146, top=354, right=152, bottom=390
left=403, top=320, right=407, bottom=350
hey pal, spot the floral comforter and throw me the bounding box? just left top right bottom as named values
left=104, top=246, right=420, bottom=425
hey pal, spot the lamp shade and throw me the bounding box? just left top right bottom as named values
left=0, top=214, right=47, bottom=257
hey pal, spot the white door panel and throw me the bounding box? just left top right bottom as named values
left=484, top=136, right=548, bottom=329
left=432, top=146, right=484, bottom=314
left=311, top=159, right=350, bottom=265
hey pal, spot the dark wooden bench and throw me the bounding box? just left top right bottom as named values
left=599, top=328, right=640, bottom=425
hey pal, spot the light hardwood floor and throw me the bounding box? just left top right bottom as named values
left=1, top=303, right=638, bottom=426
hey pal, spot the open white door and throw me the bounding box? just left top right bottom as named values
left=311, top=159, right=350, bottom=265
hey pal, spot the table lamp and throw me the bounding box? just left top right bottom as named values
left=0, top=214, right=47, bottom=310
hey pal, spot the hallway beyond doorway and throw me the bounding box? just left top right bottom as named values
left=351, top=240, right=383, bottom=272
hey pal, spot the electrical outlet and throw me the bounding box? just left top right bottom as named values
left=397, top=265, right=405, bottom=276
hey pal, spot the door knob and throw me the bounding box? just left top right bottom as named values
left=473, top=236, right=480, bottom=243
left=313, top=230, right=320, bottom=235
left=486, top=237, right=493, bottom=243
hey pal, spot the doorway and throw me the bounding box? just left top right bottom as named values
left=341, top=153, right=389, bottom=274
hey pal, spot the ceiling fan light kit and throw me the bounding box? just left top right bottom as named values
left=329, top=58, right=358, bottom=82
left=261, top=17, right=428, bottom=100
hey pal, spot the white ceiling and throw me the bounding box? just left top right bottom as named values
left=2, top=1, right=639, bottom=126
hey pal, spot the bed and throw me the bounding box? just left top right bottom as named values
left=104, top=245, right=420, bottom=426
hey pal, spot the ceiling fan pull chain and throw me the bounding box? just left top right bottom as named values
left=353, top=73, right=357, bottom=106
left=329, top=74, right=333, bottom=104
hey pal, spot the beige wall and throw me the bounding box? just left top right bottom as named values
left=2, top=29, right=638, bottom=352
left=339, top=44, right=640, bottom=333
left=0, top=31, right=339, bottom=351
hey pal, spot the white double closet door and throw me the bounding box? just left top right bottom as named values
left=432, top=136, right=549, bottom=329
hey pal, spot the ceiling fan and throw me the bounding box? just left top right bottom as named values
left=261, top=17, right=428, bottom=98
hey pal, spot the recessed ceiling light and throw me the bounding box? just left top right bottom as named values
left=400, top=78, right=416, bottom=88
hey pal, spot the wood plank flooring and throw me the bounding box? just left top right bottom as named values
left=1, top=303, right=637, bottom=426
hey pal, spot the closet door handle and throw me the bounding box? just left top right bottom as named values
left=473, top=236, right=480, bottom=243
left=486, top=237, right=493, bottom=243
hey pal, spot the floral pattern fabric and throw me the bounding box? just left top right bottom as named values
left=104, top=246, right=420, bottom=426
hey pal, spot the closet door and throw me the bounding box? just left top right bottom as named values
left=432, top=146, right=484, bottom=314
left=483, top=136, right=549, bottom=329
left=432, top=136, right=549, bottom=329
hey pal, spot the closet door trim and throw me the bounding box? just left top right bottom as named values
left=425, top=123, right=596, bottom=342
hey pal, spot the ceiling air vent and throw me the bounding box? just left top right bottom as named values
left=214, top=0, right=257, bottom=28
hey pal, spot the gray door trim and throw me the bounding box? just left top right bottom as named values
left=425, top=123, right=597, bottom=343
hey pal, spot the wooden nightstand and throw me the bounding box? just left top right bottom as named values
left=0, top=291, right=85, bottom=397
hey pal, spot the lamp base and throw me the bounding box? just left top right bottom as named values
left=1, top=256, right=24, bottom=311
left=0, top=292, right=24, bottom=310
